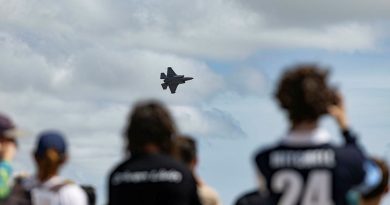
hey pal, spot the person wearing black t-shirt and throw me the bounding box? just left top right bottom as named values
left=255, top=65, right=374, bottom=205
left=108, top=100, right=202, bottom=205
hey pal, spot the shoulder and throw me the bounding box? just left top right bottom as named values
left=19, top=175, right=38, bottom=190
left=0, top=161, right=12, bottom=175
left=254, top=143, right=281, bottom=166
left=109, top=158, right=133, bottom=178
left=253, top=145, right=278, bottom=178
left=59, top=183, right=85, bottom=195
left=148, top=154, right=194, bottom=181
left=334, top=143, right=364, bottom=161
left=198, top=184, right=221, bottom=205
left=161, top=155, right=195, bottom=182
left=58, top=183, right=88, bottom=205
left=156, top=154, right=189, bottom=170
left=235, top=190, right=265, bottom=205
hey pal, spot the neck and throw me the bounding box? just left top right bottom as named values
left=143, top=144, right=161, bottom=154
left=37, top=169, right=58, bottom=182
left=291, top=121, right=318, bottom=132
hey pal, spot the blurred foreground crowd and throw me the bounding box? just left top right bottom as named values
left=0, top=64, right=388, bottom=205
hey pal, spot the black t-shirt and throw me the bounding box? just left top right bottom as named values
left=255, top=129, right=366, bottom=205
left=108, top=153, right=202, bottom=205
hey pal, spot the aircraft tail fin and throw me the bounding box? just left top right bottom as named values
left=160, top=73, right=167, bottom=79
left=161, top=83, right=168, bottom=90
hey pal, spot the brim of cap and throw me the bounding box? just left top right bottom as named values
left=2, top=128, right=23, bottom=139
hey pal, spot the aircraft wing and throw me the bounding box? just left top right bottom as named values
left=167, top=67, right=177, bottom=77
left=168, top=83, right=179, bottom=93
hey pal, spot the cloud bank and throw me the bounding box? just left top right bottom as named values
left=0, top=0, right=386, bottom=204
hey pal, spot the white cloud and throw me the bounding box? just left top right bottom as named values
left=106, top=1, right=380, bottom=56
left=253, top=23, right=378, bottom=52
left=0, top=32, right=225, bottom=103
left=227, top=67, right=267, bottom=96
left=171, top=105, right=246, bottom=139
left=237, top=0, right=390, bottom=27
left=0, top=0, right=387, bottom=204
left=68, top=49, right=225, bottom=102
left=0, top=33, right=53, bottom=92
left=0, top=0, right=382, bottom=62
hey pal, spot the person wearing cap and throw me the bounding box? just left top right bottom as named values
left=19, top=130, right=87, bottom=205
left=108, top=100, right=202, bottom=205
left=0, top=113, right=19, bottom=200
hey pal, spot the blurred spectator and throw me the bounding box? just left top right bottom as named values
left=174, top=135, right=221, bottom=205
left=81, top=185, right=96, bottom=205
left=254, top=64, right=373, bottom=205
left=108, top=100, right=202, bottom=205
left=234, top=189, right=266, bottom=205
left=0, top=113, right=19, bottom=201
left=359, top=158, right=389, bottom=205
left=7, top=130, right=88, bottom=205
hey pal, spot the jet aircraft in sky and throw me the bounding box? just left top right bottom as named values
left=160, top=67, right=193, bottom=94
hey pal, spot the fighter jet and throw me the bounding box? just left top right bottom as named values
left=160, top=67, right=193, bottom=94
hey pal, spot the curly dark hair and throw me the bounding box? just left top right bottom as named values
left=275, top=64, right=337, bottom=124
left=124, top=100, right=176, bottom=155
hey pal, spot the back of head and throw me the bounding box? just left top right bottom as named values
left=125, top=100, right=176, bottom=155
left=361, top=158, right=389, bottom=200
left=34, top=130, right=68, bottom=180
left=275, top=64, right=337, bottom=124
left=173, top=135, right=197, bottom=167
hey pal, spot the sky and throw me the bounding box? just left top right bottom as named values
left=1, top=0, right=390, bottom=204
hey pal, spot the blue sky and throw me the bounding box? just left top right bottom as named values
left=1, top=0, right=390, bottom=204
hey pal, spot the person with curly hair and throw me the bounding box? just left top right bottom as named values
left=254, top=64, right=375, bottom=205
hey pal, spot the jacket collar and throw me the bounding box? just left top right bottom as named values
left=281, top=128, right=331, bottom=146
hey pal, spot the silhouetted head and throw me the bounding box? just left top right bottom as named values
left=0, top=113, right=19, bottom=146
left=124, top=100, right=176, bottom=156
left=275, top=64, right=337, bottom=125
left=33, top=130, right=68, bottom=182
left=173, top=135, right=197, bottom=171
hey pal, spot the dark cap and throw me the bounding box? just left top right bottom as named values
left=35, top=131, right=67, bottom=157
left=0, top=113, right=19, bottom=140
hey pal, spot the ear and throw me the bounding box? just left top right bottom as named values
left=193, top=157, right=198, bottom=166
left=32, top=151, right=38, bottom=162
left=189, top=158, right=197, bottom=171
left=61, top=154, right=68, bottom=165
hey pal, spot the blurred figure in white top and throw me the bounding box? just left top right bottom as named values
left=22, top=130, right=87, bottom=205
